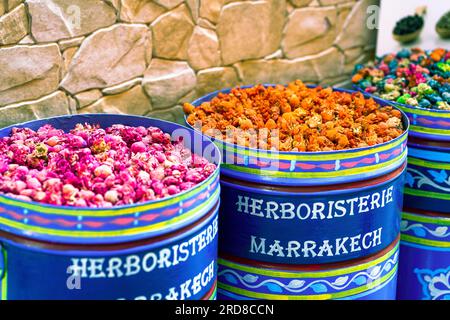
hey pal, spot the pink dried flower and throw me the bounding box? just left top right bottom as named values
left=94, top=164, right=113, bottom=179
left=131, top=141, right=147, bottom=153
left=104, top=189, right=119, bottom=204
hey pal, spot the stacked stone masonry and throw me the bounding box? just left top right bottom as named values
left=0, top=0, right=378, bottom=127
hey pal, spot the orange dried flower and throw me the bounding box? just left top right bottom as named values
left=184, top=81, right=404, bottom=152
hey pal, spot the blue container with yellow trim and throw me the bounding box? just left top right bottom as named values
left=0, top=114, right=221, bottom=300
left=354, top=83, right=450, bottom=300
left=188, top=85, right=409, bottom=299
left=353, top=86, right=450, bottom=213
left=397, top=209, right=450, bottom=300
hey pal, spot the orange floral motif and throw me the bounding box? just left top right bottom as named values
left=184, top=81, right=405, bottom=152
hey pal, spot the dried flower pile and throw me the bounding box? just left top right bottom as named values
left=184, top=80, right=404, bottom=152
left=0, top=124, right=216, bottom=207
left=352, top=48, right=450, bottom=110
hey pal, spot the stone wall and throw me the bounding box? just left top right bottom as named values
left=0, top=0, right=378, bottom=127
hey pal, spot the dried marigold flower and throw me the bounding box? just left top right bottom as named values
left=184, top=80, right=405, bottom=151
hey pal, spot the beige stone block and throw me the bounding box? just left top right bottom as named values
left=0, top=91, right=70, bottom=128
left=102, top=78, right=143, bottom=95
left=27, top=0, right=116, bottom=42
left=199, top=0, right=224, bottom=24
left=61, top=24, right=151, bottom=94
left=143, top=59, right=196, bottom=109
left=195, top=67, right=240, bottom=97
left=187, top=26, right=220, bottom=71
left=282, top=6, right=337, bottom=59
left=151, top=4, right=194, bottom=60
left=80, top=85, right=152, bottom=115
left=58, top=36, right=84, bottom=50
left=235, top=57, right=318, bottom=85
left=217, top=0, right=286, bottom=65
left=120, top=0, right=166, bottom=23
left=75, top=89, right=103, bottom=108
left=335, top=0, right=378, bottom=50
left=0, top=4, right=28, bottom=45
left=0, top=44, right=63, bottom=107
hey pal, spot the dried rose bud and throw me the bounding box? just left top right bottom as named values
left=94, top=164, right=113, bottom=179
left=0, top=123, right=216, bottom=207
left=131, top=141, right=147, bottom=153
left=104, top=190, right=119, bottom=204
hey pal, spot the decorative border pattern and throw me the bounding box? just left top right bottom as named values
left=189, top=85, right=409, bottom=186
left=415, top=267, right=450, bottom=300
left=217, top=242, right=399, bottom=300
left=0, top=114, right=221, bottom=244
left=0, top=178, right=219, bottom=243
left=404, top=145, right=450, bottom=213
left=400, top=211, right=450, bottom=248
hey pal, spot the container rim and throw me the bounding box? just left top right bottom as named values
left=184, top=84, right=410, bottom=157
left=0, top=113, right=221, bottom=212
left=220, top=161, right=406, bottom=196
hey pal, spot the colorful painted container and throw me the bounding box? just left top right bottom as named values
left=187, top=86, right=408, bottom=299
left=397, top=209, right=450, bottom=300
left=218, top=238, right=400, bottom=300
left=404, top=137, right=450, bottom=214
left=0, top=114, right=221, bottom=300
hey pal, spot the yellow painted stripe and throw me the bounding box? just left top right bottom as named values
left=404, top=188, right=450, bottom=201
left=222, top=153, right=406, bottom=178
left=208, top=286, right=217, bottom=300
left=1, top=250, right=6, bottom=301
left=0, top=171, right=219, bottom=216
left=218, top=243, right=398, bottom=279
left=408, top=157, right=450, bottom=170
left=397, top=105, right=450, bottom=118
left=218, top=267, right=397, bottom=300
left=401, top=234, right=450, bottom=248
left=402, top=212, right=450, bottom=225
left=0, top=188, right=219, bottom=238
left=216, top=135, right=407, bottom=161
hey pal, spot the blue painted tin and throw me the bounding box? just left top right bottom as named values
left=0, top=207, right=219, bottom=300
left=397, top=209, right=450, bottom=300
left=217, top=238, right=400, bottom=300
left=0, top=114, right=221, bottom=300
left=187, top=85, right=408, bottom=265
left=219, top=165, right=406, bottom=265
left=353, top=86, right=450, bottom=213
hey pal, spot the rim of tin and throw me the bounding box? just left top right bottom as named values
left=186, top=84, right=410, bottom=158
left=403, top=207, right=450, bottom=219
left=220, top=162, right=406, bottom=196
left=0, top=114, right=221, bottom=244
left=219, top=236, right=399, bottom=273
left=0, top=114, right=221, bottom=212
